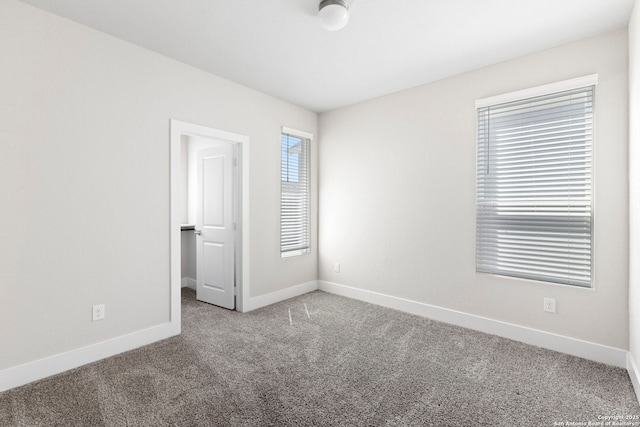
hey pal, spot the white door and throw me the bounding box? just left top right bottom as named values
left=195, top=145, right=235, bottom=309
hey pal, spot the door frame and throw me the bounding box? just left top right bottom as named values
left=170, top=119, right=250, bottom=334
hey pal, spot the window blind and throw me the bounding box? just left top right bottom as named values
left=281, top=132, right=311, bottom=256
left=476, top=85, right=594, bottom=287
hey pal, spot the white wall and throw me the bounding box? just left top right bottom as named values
left=319, top=29, right=629, bottom=349
left=180, top=135, right=189, bottom=225
left=629, top=0, right=640, bottom=366
left=0, top=0, right=317, bottom=371
left=181, top=230, right=196, bottom=284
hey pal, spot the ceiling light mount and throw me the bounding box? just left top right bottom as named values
left=318, top=0, right=350, bottom=32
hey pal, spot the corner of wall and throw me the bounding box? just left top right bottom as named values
left=628, top=352, right=640, bottom=403
left=629, top=0, right=640, bottom=377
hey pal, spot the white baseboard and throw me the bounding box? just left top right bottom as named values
left=181, top=277, right=196, bottom=290
left=628, top=353, right=640, bottom=403
left=318, top=281, right=628, bottom=368
left=0, top=323, right=176, bottom=393
left=0, top=281, right=318, bottom=392
left=243, top=280, right=318, bottom=312
left=2, top=280, right=631, bottom=396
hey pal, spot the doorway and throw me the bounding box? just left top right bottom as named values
left=170, top=120, right=250, bottom=333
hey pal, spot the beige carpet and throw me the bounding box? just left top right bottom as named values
left=0, top=288, right=638, bottom=426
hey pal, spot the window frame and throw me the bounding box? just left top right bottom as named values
left=475, top=75, right=598, bottom=288
left=280, top=127, right=313, bottom=258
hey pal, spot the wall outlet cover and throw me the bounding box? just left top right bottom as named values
left=543, top=298, right=556, bottom=313
left=92, top=304, right=106, bottom=321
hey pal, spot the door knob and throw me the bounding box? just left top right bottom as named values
left=194, top=229, right=202, bottom=235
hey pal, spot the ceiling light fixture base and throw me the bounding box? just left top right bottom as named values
left=319, top=0, right=350, bottom=31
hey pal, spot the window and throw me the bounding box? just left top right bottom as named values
left=476, top=76, right=596, bottom=287
left=281, top=128, right=311, bottom=257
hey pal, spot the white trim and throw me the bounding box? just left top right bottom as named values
left=243, top=280, right=318, bottom=312
left=170, top=119, right=250, bottom=317
left=281, top=248, right=311, bottom=258
left=181, top=277, right=196, bottom=290
left=281, top=126, right=314, bottom=140
left=0, top=323, right=174, bottom=393
left=318, top=281, right=627, bottom=368
left=475, top=74, right=599, bottom=108
left=628, top=353, right=640, bottom=403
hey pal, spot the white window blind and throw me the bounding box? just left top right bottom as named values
left=281, top=131, right=311, bottom=257
left=476, top=84, right=594, bottom=287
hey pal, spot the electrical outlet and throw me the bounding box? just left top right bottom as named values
left=92, top=304, right=105, bottom=321
left=334, top=262, right=341, bottom=273
left=543, top=298, right=556, bottom=313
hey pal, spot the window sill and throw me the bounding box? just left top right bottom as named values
left=281, top=249, right=310, bottom=258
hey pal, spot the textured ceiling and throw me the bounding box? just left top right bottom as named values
left=19, top=0, right=636, bottom=112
